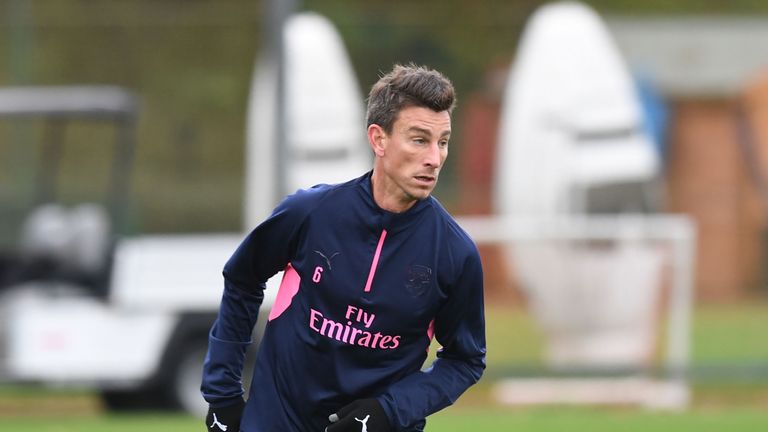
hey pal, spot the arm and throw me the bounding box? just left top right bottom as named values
left=201, top=196, right=309, bottom=407
left=377, top=249, right=486, bottom=430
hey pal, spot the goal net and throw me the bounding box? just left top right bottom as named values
left=455, top=214, right=696, bottom=410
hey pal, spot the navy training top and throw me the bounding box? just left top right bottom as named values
left=202, top=171, right=486, bottom=431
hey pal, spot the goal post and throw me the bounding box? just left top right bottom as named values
left=455, top=214, right=696, bottom=410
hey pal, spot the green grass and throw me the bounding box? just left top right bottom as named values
left=478, top=302, right=768, bottom=370
left=1, top=302, right=767, bottom=431
left=692, top=303, right=768, bottom=362
left=433, top=407, right=768, bottom=432
left=0, top=414, right=199, bottom=432
left=430, top=407, right=768, bottom=432
left=0, top=407, right=767, bottom=432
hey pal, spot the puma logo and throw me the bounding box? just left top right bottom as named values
left=314, top=250, right=340, bottom=270
left=209, top=413, right=228, bottom=431
left=355, top=415, right=370, bottom=432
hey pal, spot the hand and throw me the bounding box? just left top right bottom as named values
left=325, top=398, right=393, bottom=432
left=206, top=398, right=245, bottom=432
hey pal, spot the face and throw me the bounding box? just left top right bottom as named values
left=369, top=105, right=451, bottom=212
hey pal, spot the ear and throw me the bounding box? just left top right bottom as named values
left=367, top=124, right=386, bottom=157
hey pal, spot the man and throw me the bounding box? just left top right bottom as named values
left=202, top=64, right=486, bottom=432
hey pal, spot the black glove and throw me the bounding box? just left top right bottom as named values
left=206, top=398, right=245, bottom=432
left=326, top=398, right=393, bottom=432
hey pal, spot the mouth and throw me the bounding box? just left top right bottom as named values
left=413, top=174, right=436, bottom=185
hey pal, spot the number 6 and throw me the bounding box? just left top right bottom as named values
left=312, top=266, right=323, bottom=283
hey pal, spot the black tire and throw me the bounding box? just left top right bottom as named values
left=99, top=337, right=211, bottom=415
left=101, top=313, right=258, bottom=416
left=160, top=336, right=257, bottom=417
left=100, top=386, right=170, bottom=411
left=100, top=313, right=215, bottom=414
left=164, top=337, right=210, bottom=416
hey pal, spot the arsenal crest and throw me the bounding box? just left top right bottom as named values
left=405, top=264, right=432, bottom=296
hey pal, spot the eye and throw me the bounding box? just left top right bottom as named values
left=438, top=139, right=449, bottom=148
left=412, top=137, right=427, bottom=145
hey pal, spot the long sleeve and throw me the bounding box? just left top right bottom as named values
left=377, top=249, right=486, bottom=430
left=201, top=193, right=312, bottom=407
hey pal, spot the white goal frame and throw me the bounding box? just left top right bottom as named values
left=455, top=214, right=696, bottom=410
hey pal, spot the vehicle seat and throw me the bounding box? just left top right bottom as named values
left=15, top=203, right=113, bottom=296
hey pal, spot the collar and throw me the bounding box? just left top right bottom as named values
left=356, top=170, right=432, bottom=232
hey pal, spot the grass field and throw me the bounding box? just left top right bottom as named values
left=0, top=406, right=767, bottom=432
left=1, top=302, right=766, bottom=431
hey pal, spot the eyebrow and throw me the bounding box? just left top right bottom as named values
left=407, top=126, right=451, bottom=138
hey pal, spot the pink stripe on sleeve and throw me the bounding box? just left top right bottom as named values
left=363, top=229, right=387, bottom=292
left=268, top=264, right=301, bottom=321
left=426, top=319, right=436, bottom=353
left=427, top=319, right=435, bottom=341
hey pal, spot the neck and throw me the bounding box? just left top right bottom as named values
left=370, top=169, right=417, bottom=213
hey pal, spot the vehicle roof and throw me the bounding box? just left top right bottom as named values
left=0, top=86, right=137, bottom=118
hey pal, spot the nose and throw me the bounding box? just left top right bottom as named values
left=423, top=141, right=443, bottom=168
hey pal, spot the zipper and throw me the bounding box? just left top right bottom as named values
left=363, top=229, right=387, bottom=292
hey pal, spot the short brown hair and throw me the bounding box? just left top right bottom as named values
left=366, top=64, right=456, bottom=133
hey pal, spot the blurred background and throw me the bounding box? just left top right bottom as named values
left=1, top=0, right=767, bottom=430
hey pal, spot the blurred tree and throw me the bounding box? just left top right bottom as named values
left=4, top=0, right=768, bottom=233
